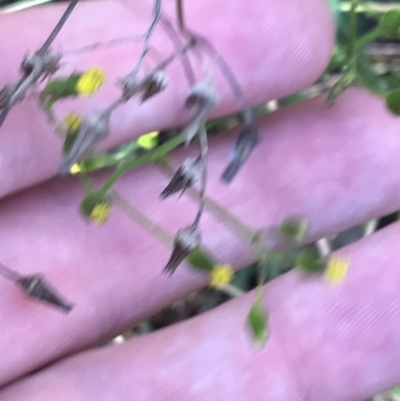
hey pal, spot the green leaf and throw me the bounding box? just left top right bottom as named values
left=296, top=248, right=325, bottom=273
left=377, top=10, right=400, bottom=39
left=187, top=249, right=216, bottom=272
left=279, top=217, right=309, bottom=243
left=386, top=88, right=400, bottom=115
left=247, top=294, right=269, bottom=347
left=43, top=74, right=82, bottom=105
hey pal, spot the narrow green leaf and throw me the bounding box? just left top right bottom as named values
left=386, top=88, right=400, bottom=115
left=247, top=294, right=269, bottom=347
left=187, top=249, right=216, bottom=272
left=296, top=248, right=325, bottom=273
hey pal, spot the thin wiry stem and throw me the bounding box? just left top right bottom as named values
left=38, top=0, right=80, bottom=55
left=161, top=165, right=255, bottom=244
left=159, top=16, right=196, bottom=86
left=62, top=34, right=144, bottom=56
left=193, top=125, right=208, bottom=228
left=221, top=283, right=244, bottom=298
left=125, top=0, right=162, bottom=81
left=111, top=190, right=174, bottom=247
left=0, top=262, right=21, bottom=283
left=174, top=1, right=252, bottom=124
left=176, top=0, right=186, bottom=32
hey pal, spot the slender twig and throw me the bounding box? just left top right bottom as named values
left=160, top=164, right=255, bottom=244
left=174, top=1, right=252, bottom=125
left=38, top=0, right=80, bottom=55
left=111, top=190, right=174, bottom=247
left=62, top=34, right=144, bottom=56
left=220, top=283, right=244, bottom=298
left=125, top=0, right=162, bottom=81
left=176, top=0, right=186, bottom=31
left=159, top=16, right=196, bottom=86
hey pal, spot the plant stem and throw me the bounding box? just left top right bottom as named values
left=346, top=0, right=359, bottom=64
left=221, top=283, right=244, bottom=298
left=38, top=0, right=80, bottom=55
left=111, top=191, right=174, bottom=247
left=98, top=134, right=185, bottom=196
left=176, top=0, right=186, bottom=31
left=354, top=27, right=380, bottom=49
left=161, top=165, right=255, bottom=244
left=125, top=0, right=162, bottom=81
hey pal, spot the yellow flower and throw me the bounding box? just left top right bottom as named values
left=324, top=255, right=350, bottom=287
left=76, top=67, right=106, bottom=96
left=69, top=163, right=81, bottom=175
left=90, top=202, right=111, bottom=225
left=64, top=112, right=82, bottom=134
left=209, top=264, right=234, bottom=289
left=137, top=131, right=159, bottom=150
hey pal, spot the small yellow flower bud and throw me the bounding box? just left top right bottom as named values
left=76, top=67, right=106, bottom=96
left=90, top=202, right=111, bottom=225
left=209, top=264, right=234, bottom=289
left=64, top=112, right=82, bottom=134
left=324, top=255, right=350, bottom=287
left=137, top=131, right=159, bottom=150
left=69, top=163, right=82, bottom=175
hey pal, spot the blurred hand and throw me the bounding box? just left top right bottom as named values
left=0, top=1, right=399, bottom=400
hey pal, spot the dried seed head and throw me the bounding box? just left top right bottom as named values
left=18, top=274, right=74, bottom=313
left=221, top=122, right=258, bottom=182
left=160, top=157, right=203, bottom=198
left=21, top=50, right=61, bottom=77
left=120, top=75, right=140, bottom=100
left=182, top=77, right=219, bottom=145
left=120, top=70, right=167, bottom=102
left=141, top=70, right=167, bottom=102
left=59, top=111, right=110, bottom=175
left=164, top=224, right=201, bottom=275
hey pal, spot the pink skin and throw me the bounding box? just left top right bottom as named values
left=2, top=0, right=400, bottom=400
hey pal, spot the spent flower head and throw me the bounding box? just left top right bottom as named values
left=164, top=224, right=201, bottom=275
left=161, top=157, right=204, bottom=199
left=59, top=111, right=110, bottom=175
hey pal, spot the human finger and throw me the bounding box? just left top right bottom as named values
left=0, top=88, right=399, bottom=386
left=0, top=0, right=334, bottom=197
left=1, top=220, right=400, bottom=401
